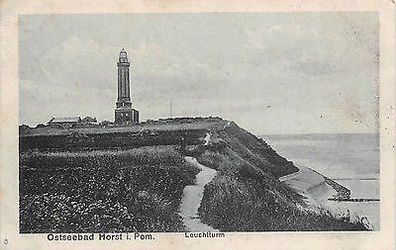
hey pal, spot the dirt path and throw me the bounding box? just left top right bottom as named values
left=179, top=156, right=218, bottom=232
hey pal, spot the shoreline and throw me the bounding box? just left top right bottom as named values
left=310, top=169, right=351, bottom=200
left=279, top=166, right=348, bottom=208
left=280, top=165, right=379, bottom=230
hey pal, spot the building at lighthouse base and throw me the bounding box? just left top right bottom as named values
left=115, top=102, right=139, bottom=124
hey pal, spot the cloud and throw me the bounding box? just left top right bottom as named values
left=243, top=21, right=377, bottom=79
left=19, top=13, right=379, bottom=134
left=20, top=35, right=230, bottom=125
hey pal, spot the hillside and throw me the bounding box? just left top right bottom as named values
left=19, top=117, right=367, bottom=232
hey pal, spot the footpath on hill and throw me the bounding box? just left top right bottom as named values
left=179, top=156, right=218, bottom=232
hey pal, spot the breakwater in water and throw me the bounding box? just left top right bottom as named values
left=328, top=198, right=380, bottom=202
left=312, top=169, right=351, bottom=200
left=263, top=133, right=380, bottom=230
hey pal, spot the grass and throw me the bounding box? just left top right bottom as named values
left=199, top=174, right=368, bottom=231
left=19, top=146, right=200, bottom=233
left=20, top=117, right=227, bottom=137
left=193, top=122, right=368, bottom=231
left=219, top=122, right=298, bottom=178
left=19, top=117, right=370, bottom=232
left=20, top=128, right=208, bottom=152
left=197, top=148, right=368, bottom=231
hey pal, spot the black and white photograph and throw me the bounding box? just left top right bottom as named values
left=1, top=0, right=396, bottom=248
left=17, top=12, right=382, bottom=234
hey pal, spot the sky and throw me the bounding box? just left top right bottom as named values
left=19, top=13, right=379, bottom=135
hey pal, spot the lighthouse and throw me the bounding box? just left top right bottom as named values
left=114, top=49, right=139, bottom=124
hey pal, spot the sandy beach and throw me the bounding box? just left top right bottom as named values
left=281, top=166, right=379, bottom=230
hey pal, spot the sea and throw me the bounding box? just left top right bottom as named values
left=261, top=133, right=380, bottom=230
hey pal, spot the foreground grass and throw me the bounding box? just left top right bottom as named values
left=20, top=146, right=199, bottom=233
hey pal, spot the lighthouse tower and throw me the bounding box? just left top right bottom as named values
left=115, top=49, right=139, bottom=124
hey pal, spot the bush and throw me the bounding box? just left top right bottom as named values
left=199, top=175, right=367, bottom=231
left=19, top=146, right=200, bottom=233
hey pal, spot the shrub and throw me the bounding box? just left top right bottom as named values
left=19, top=146, right=199, bottom=233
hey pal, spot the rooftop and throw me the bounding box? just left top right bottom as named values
left=49, top=117, right=81, bottom=123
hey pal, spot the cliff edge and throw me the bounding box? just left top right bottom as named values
left=19, top=117, right=367, bottom=232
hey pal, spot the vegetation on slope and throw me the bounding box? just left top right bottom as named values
left=195, top=123, right=368, bottom=231
left=19, top=117, right=368, bottom=232
left=197, top=150, right=367, bottom=231
left=20, top=146, right=199, bottom=233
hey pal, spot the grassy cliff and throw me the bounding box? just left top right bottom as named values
left=182, top=121, right=365, bottom=231
left=19, top=117, right=367, bottom=232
